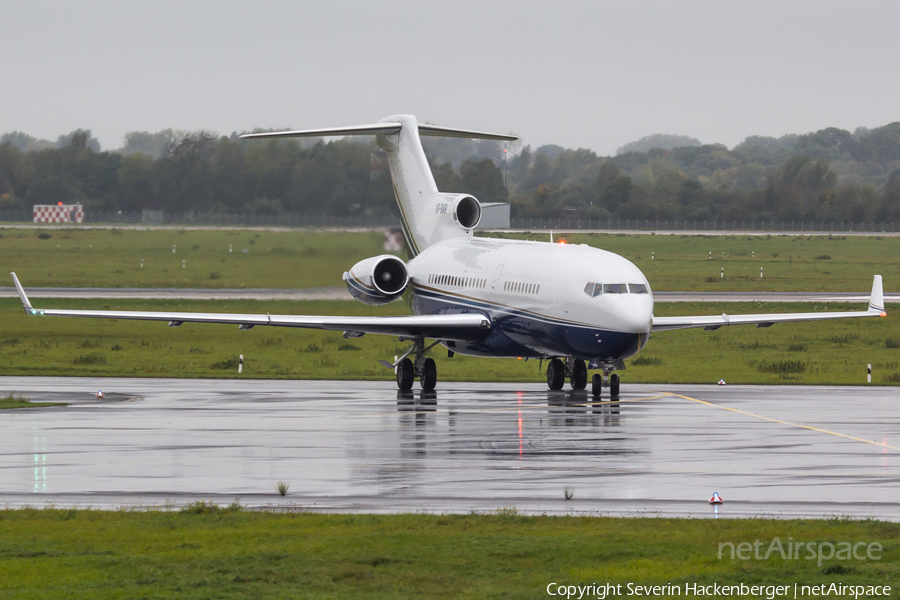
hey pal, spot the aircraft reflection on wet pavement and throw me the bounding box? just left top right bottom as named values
left=392, top=390, right=628, bottom=461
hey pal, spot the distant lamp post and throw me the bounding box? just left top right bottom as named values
left=503, top=147, right=508, bottom=188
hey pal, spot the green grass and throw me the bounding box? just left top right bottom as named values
left=0, top=393, right=65, bottom=409
left=2, top=227, right=898, bottom=292
left=0, top=509, right=897, bottom=599
left=491, top=231, right=900, bottom=292
left=1, top=227, right=393, bottom=289
left=0, top=298, right=896, bottom=384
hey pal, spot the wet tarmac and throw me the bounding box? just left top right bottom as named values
left=1, top=377, right=899, bottom=519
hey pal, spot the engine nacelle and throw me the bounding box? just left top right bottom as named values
left=342, top=254, right=409, bottom=306
left=448, top=194, right=482, bottom=230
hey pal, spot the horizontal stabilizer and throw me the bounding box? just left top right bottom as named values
left=240, top=123, right=402, bottom=141
left=417, top=124, right=518, bottom=141
left=240, top=120, right=517, bottom=142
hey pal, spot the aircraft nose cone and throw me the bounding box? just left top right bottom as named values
left=613, top=295, right=653, bottom=333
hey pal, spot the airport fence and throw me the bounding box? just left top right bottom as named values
left=508, top=217, right=897, bottom=233
left=0, top=208, right=895, bottom=233
left=0, top=209, right=400, bottom=228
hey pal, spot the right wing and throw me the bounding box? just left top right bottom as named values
left=652, top=275, right=886, bottom=331
left=10, top=273, right=491, bottom=342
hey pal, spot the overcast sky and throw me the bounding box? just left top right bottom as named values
left=3, top=0, right=898, bottom=156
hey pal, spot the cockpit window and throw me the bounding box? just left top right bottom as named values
left=630, top=283, right=649, bottom=294
left=603, top=283, right=628, bottom=294
left=584, top=283, right=603, bottom=297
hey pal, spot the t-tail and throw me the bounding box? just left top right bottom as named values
left=240, top=115, right=517, bottom=256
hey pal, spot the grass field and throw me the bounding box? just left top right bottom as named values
left=1, top=298, right=897, bottom=384
left=493, top=231, right=900, bottom=292
left=0, top=228, right=391, bottom=289
left=2, top=227, right=897, bottom=292
left=0, top=392, right=64, bottom=409
left=0, top=508, right=897, bottom=599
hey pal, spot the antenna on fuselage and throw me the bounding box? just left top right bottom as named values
left=550, top=230, right=553, bottom=244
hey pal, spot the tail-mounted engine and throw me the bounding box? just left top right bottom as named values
left=437, top=193, right=482, bottom=230
left=343, top=254, right=409, bottom=306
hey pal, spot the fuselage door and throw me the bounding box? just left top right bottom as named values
left=490, top=262, right=506, bottom=301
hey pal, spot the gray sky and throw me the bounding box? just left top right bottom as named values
left=3, top=0, right=898, bottom=156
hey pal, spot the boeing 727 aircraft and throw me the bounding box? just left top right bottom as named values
left=10, top=114, right=887, bottom=395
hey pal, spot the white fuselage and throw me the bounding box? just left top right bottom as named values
left=406, top=236, right=654, bottom=360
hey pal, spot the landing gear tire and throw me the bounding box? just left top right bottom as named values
left=397, top=358, right=414, bottom=391
left=591, top=374, right=603, bottom=397
left=570, top=360, right=587, bottom=390
left=547, top=358, right=565, bottom=390
left=610, top=373, right=620, bottom=397
left=420, top=358, right=437, bottom=392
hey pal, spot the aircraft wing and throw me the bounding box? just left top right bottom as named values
left=652, top=275, right=886, bottom=331
left=10, top=273, right=491, bottom=342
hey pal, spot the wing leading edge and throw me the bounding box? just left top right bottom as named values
left=9, top=273, right=491, bottom=342
left=651, top=275, right=886, bottom=331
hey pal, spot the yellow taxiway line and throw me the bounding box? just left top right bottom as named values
left=671, top=392, right=900, bottom=452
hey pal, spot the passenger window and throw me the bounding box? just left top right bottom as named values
left=631, top=283, right=649, bottom=294
left=604, top=283, right=627, bottom=294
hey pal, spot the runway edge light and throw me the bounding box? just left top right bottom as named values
left=709, top=492, right=723, bottom=504
left=95, top=390, right=104, bottom=399
left=718, top=379, right=726, bottom=386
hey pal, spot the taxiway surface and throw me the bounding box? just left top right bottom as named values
left=1, top=377, right=898, bottom=519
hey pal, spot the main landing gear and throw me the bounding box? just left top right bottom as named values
left=392, top=339, right=440, bottom=392
left=547, top=358, right=620, bottom=398
left=546, top=358, right=588, bottom=391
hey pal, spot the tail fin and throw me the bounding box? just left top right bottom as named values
left=240, top=115, right=517, bottom=255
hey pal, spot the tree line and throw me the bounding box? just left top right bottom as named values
left=1, top=122, right=898, bottom=223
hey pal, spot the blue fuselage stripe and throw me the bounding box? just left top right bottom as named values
left=410, top=286, right=645, bottom=360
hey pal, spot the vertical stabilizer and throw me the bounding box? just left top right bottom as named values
left=376, top=114, right=469, bottom=256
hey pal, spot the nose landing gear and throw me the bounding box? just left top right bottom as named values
left=589, top=371, right=620, bottom=398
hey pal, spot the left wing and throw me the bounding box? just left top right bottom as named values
left=10, top=273, right=491, bottom=342
left=652, top=275, right=886, bottom=331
